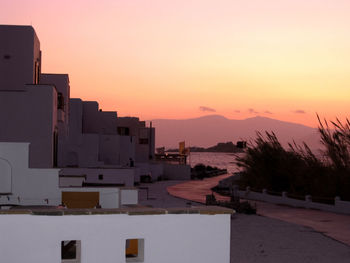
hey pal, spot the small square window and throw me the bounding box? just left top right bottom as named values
left=139, top=138, right=148, bottom=145
left=125, top=239, right=144, bottom=262
left=61, top=240, right=81, bottom=262
left=98, top=174, right=103, bottom=180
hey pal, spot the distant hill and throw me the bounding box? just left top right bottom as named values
left=151, top=115, right=322, bottom=150
left=167, top=141, right=245, bottom=153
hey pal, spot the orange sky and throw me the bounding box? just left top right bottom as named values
left=1, top=0, right=349, bottom=127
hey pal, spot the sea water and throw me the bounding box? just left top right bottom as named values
left=187, top=152, right=245, bottom=175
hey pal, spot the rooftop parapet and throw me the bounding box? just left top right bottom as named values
left=0, top=206, right=234, bottom=216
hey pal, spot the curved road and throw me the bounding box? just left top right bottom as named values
left=167, top=175, right=350, bottom=246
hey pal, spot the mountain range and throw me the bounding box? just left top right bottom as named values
left=151, top=115, right=322, bottom=150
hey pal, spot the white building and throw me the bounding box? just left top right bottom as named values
left=0, top=142, right=137, bottom=208
left=0, top=24, right=169, bottom=187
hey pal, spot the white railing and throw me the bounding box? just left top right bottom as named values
left=233, top=186, right=350, bottom=215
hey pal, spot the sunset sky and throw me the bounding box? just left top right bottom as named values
left=1, top=0, right=349, bottom=127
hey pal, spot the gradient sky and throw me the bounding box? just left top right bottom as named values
left=1, top=0, right=349, bottom=127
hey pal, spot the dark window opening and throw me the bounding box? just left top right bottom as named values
left=58, top=93, right=64, bottom=110
left=61, top=240, right=80, bottom=261
left=98, top=174, right=103, bottom=180
left=139, top=138, right=148, bottom=145
left=118, top=127, right=130, bottom=136
left=34, top=61, right=40, bottom=84
left=53, top=131, right=58, bottom=167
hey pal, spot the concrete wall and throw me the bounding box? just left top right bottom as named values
left=0, top=142, right=60, bottom=205
left=120, top=189, right=139, bottom=205
left=82, top=101, right=100, bottom=133
left=136, top=163, right=163, bottom=181
left=117, top=117, right=155, bottom=163
left=40, top=74, right=70, bottom=137
left=60, top=167, right=135, bottom=187
left=0, top=142, right=124, bottom=208
left=0, top=86, right=57, bottom=168
left=82, top=102, right=118, bottom=135
left=136, top=127, right=155, bottom=163
left=163, top=163, right=191, bottom=180
left=99, top=134, right=136, bottom=166
left=61, top=99, right=135, bottom=168
left=59, top=176, right=85, bottom=187
left=98, top=111, right=118, bottom=134
left=0, top=25, right=40, bottom=91
left=119, top=135, right=136, bottom=166
left=136, top=163, right=190, bottom=181
left=99, top=135, right=120, bottom=165
left=0, top=212, right=231, bottom=263
left=58, top=99, right=102, bottom=168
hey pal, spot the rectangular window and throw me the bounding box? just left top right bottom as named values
left=126, top=239, right=144, bottom=262
left=98, top=174, right=103, bottom=180
left=61, top=240, right=81, bottom=262
left=34, top=60, right=40, bottom=84
left=58, top=92, right=65, bottom=110
left=139, top=138, right=148, bottom=145
left=53, top=131, right=58, bottom=167
left=117, top=127, right=130, bottom=136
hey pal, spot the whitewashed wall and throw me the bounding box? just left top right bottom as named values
left=137, top=163, right=163, bottom=181
left=120, top=189, right=139, bottom=205
left=0, top=85, right=57, bottom=168
left=60, top=167, right=135, bottom=187
left=0, top=142, right=61, bottom=205
left=0, top=142, right=131, bottom=208
left=0, top=211, right=231, bottom=263
left=0, top=25, right=40, bottom=91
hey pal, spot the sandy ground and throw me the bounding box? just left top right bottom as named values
left=139, top=180, right=350, bottom=263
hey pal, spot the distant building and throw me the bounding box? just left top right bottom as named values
left=117, top=117, right=155, bottom=163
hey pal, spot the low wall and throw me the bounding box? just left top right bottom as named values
left=120, top=188, right=138, bottom=206
left=60, top=167, right=135, bottom=187
left=234, top=186, right=350, bottom=215
left=0, top=207, right=232, bottom=263
left=136, top=162, right=164, bottom=181
left=163, top=163, right=191, bottom=180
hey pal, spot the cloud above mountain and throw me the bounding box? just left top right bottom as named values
left=199, top=106, right=216, bottom=112
left=293, top=110, right=306, bottom=114
left=248, top=108, right=259, bottom=114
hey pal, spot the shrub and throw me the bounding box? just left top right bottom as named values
left=236, top=116, right=350, bottom=201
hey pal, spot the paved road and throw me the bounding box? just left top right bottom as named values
left=167, top=175, right=350, bottom=246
